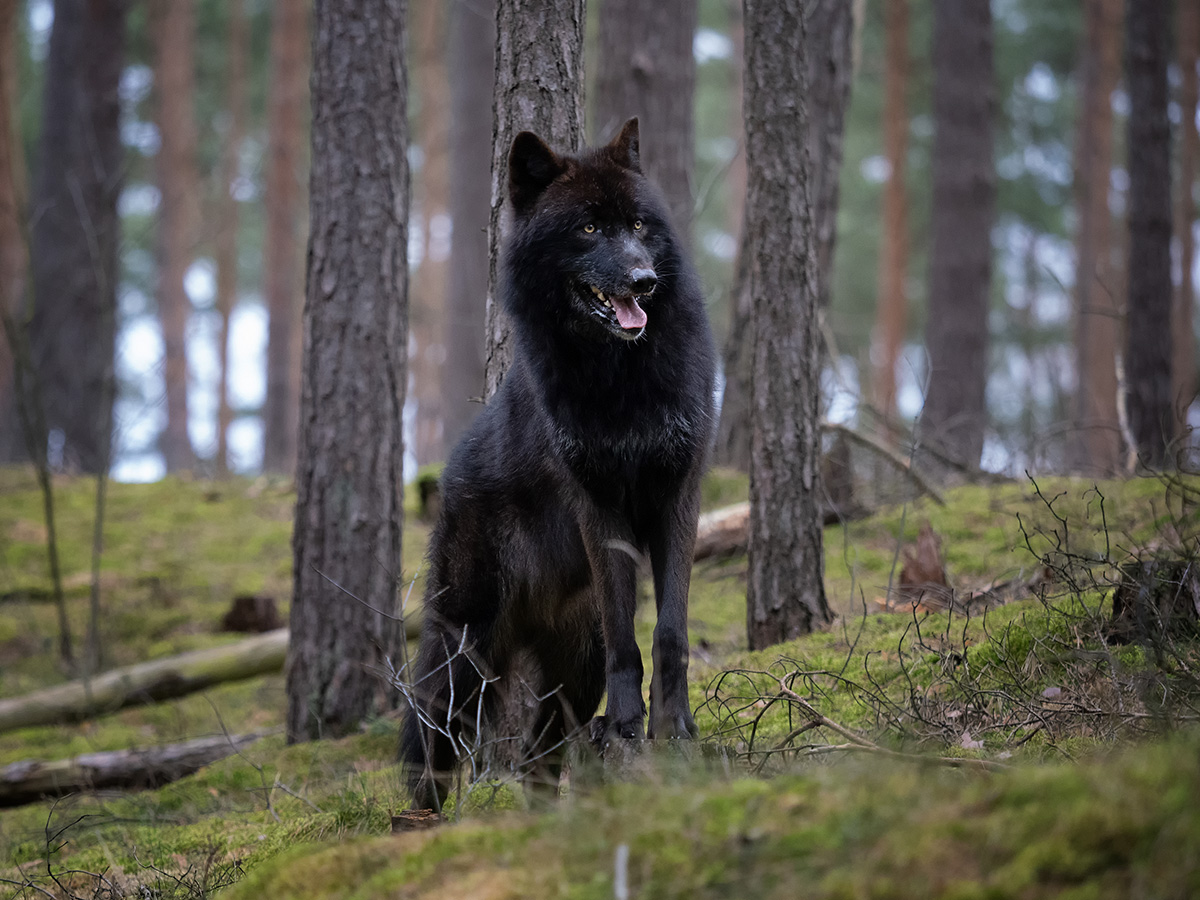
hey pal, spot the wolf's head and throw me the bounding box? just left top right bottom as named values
left=502, top=118, right=686, bottom=344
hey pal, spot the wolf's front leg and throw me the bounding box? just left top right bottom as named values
left=581, top=512, right=646, bottom=749
left=647, top=471, right=702, bottom=741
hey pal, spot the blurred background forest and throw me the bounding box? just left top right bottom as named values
left=0, top=0, right=1193, bottom=484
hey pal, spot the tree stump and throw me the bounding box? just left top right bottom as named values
left=220, top=595, right=282, bottom=633
left=1109, top=559, right=1200, bottom=644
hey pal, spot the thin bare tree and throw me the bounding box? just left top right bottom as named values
left=442, top=0, right=495, bottom=449
left=1071, top=0, right=1123, bottom=473
left=28, top=0, right=126, bottom=475
left=410, top=0, right=450, bottom=466
left=917, top=0, right=996, bottom=474
left=213, top=0, right=250, bottom=475
left=151, top=0, right=200, bottom=472
left=261, top=0, right=310, bottom=475
left=870, top=0, right=910, bottom=436
left=1174, top=0, right=1199, bottom=440
left=1124, top=0, right=1173, bottom=468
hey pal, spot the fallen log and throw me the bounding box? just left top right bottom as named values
left=0, top=613, right=422, bottom=735
left=692, top=501, right=866, bottom=562
left=0, top=733, right=264, bottom=808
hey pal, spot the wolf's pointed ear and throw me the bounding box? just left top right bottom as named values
left=608, top=117, right=641, bottom=172
left=509, top=131, right=566, bottom=212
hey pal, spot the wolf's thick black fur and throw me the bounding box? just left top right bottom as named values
left=400, top=119, right=715, bottom=808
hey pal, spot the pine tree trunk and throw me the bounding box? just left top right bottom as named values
left=151, top=0, right=199, bottom=473
left=0, top=0, right=24, bottom=463
left=442, top=0, right=494, bottom=447
left=261, top=0, right=309, bottom=475
left=483, top=0, right=585, bottom=399
left=743, top=0, right=833, bottom=650
left=871, top=0, right=909, bottom=434
left=715, top=0, right=749, bottom=471
left=718, top=0, right=851, bottom=470
left=286, top=0, right=409, bottom=743
left=213, top=0, right=249, bottom=476
left=1173, top=0, right=1199, bottom=440
left=27, top=0, right=125, bottom=475
left=593, top=0, right=697, bottom=241
left=409, top=0, right=450, bottom=465
left=918, top=0, right=996, bottom=474
left=1071, top=0, right=1123, bottom=474
left=1124, top=0, right=1173, bottom=469
left=806, top=0, right=853, bottom=312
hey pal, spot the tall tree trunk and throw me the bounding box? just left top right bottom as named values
left=806, top=0, right=853, bottom=312
left=28, top=0, right=126, bottom=475
left=482, top=0, right=585, bottom=399
left=0, top=0, right=24, bottom=463
left=715, top=0, right=750, bottom=470
left=261, top=0, right=310, bottom=475
left=1174, top=0, right=1199, bottom=439
left=917, top=0, right=996, bottom=474
left=213, top=0, right=249, bottom=475
left=870, top=0, right=909, bottom=434
left=743, top=0, right=832, bottom=650
left=408, top=0, right=449, bottom=466
left=1124, top=0, right=1173, bottom=468
left=442, top=0, right=494, bottom=448
left=718, top=0, right=852, bottom=469
left=286, top=0, right=409, bottom=743
left=593, top=0, right=697, bottom=240
left=1071, top=0, right=1123, bottom=474
left=151, top=0, right=199, bottom=473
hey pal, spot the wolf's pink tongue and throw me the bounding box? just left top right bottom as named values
left=612, top=296, right=647, bottom=330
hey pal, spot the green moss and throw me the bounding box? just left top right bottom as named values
left=4, top=468, right=1200, bottom=896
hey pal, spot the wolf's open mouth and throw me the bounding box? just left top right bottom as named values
left=587, top=284, right=648, bottom=333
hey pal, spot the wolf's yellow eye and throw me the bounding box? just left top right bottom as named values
left=583, top=223, right=596, bottom=234
left=633, top=219, right=643, bottom=231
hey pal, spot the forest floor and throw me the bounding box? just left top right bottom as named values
left=0, top=466, right=1198, bottom=898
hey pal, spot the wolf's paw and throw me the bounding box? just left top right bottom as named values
left=588, top=715, right=646, bottom=755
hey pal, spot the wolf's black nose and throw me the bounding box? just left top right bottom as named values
left=630, top=268, right=657, bottom=295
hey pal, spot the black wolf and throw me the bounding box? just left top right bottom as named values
left=400, top=119, right=715, bottom=808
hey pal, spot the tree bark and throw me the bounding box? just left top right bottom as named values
left=743, top=0, right=833, bottom=650
left=27, top=0, right=126, bottom=474
left=1070, top=0, right=1123, bottom=474
left=0, top=0, right=24, bottom=463
left=482, top=0, right=585, bottom=399
left=213, top=0, right=250, bottom=475
left=151, top=0, right=200, bottom=473
left=1124, top=0, right=1173, bottom=469
left=715, top=0, right=750, bottom=471
left=1173, top=0, right=1199, bottom=440
left=409, top=0, right=450, bottom=466
left=287, top=0, right=409, bottom=742
left=441, top=0, right=495, bottom=448
left=917, top=0, right=996, bottom=474
left=806, top=0, right=854, bottom=313
left=870, top=0, right=909, bottom=433
left=593, top=0, right=697, bottom=241
left=718, top=0, right=852, bottom=470
left=261, top=0, right=310, bottom=475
